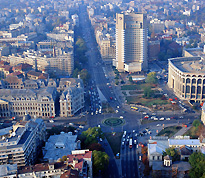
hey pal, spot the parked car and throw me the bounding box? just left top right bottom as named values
left=159, top=117, right=165, bottom=121
left=156, top=124, right=162, bottom=127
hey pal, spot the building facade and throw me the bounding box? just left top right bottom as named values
left=59, top=78, right=84, bottom=117
left=115, top=12, right=148, bottom=73
left=0, top=87, right=57, bottom=118
left=168, top=57, right=205, bottom=104
left=0, top=118, right=46, bottom=167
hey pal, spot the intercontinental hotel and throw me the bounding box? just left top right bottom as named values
left=168, top=47, right=205, bottom=104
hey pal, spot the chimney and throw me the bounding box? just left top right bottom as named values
left=49, top=164, right=54, bottom=170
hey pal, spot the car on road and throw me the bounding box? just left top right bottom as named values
left=156, top=124, right=162, bottom=127
left=133, top=130, right=135, bottom=133
left=154, top=117, right=158, bottom=120
left=120, top=116, right=124, bottom=119
left=179, top=116, right=184, bottom=119
left=159, top=117, right=165, bottom=121
left=49, top=120, right=54, bottom=123
left=166, top=118, right=170, bottom=120
left=100, top=138, right=103, bottom=142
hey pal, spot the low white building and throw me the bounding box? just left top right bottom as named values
left=43, top=132, right=81, bottom=162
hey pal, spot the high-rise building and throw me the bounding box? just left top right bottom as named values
left=115, top=12, right=148, bottom=73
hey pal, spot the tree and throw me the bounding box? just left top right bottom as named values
left=193, top=119, right=202, bottom=128
left=163, top=147, right=180, bottom=162
left=79, top=127, right=104, bottom=148
left=93, top=150, right=109, bottom=175
left=129, top=76, right=133, bottom=83
left=189, top=152, right=205, bottom=178
left=62, top=155, right=67, bottom=161
left=79, top=69, right=90, bottom=84
left=143, top=86, right=154, bottom=98
left=141, top=146, right=148, bottom=155
left=145, top=72, right=158, bottom=84
left=88, top=143, right=104, bottom=151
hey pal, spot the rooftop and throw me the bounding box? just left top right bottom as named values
left=169, top=57, right=205, bottom=74
left=43, top=132, right=78, bottom=162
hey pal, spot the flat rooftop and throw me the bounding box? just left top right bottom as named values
left=170, top=57, right=205, bottom=74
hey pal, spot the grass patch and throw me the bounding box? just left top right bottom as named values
left=104, top=132, right=123, bottom=156
left=141, top=119, right=156, bottom=125
left=121, top=85, right=138, bottom=90
left=157, top=126, right=182, bottom=138
left=126, top=96, right=169, bottom=106
left=102, top=102, right=115, bottom=113
left=129, top=91, right=143, bottom=95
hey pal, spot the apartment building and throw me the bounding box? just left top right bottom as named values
left=0, top=87, right=57, bottom=118
left=0, top=117, right=46, bottom=167
left=115, top=12, right=148, bottom=73
left=1, top=48, right=74, bottom=76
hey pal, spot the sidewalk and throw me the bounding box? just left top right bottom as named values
left=171, top=126, right=191, bottom=138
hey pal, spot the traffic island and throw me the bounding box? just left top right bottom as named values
left=104, top=132, right=123, bottom=156
left=102, top=117, right=125, bottom=127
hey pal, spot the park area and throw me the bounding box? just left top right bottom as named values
left=157, top=126, right=182, bottom=138
left=104, top=132, right=123, bottom=156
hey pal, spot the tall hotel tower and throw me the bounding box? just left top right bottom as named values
left=115, top=12, right=148, bottom=73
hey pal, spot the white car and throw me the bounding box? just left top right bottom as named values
left=91, top=112, right=93, bottom=115
left=79, top=125, right=84, bottom=129
left=159, top=117, right=165, bottom=121
left=117, top=106, right=120, bottom=109
left=134, top=140, right=137, bottom=144
left=116, top=110, right=119, bottom=113
left=49, top=120, right=54, bottom=123
left=157, top=124, right=162, bottom=127
left=120, top=116, right=124, bottom=119
left=154, top=117, right=158, bottom=120
left=122, top=142, right=124, bottom=146
left=143, top=112, right=147, bottom=115
left=100, top=138, right=102, bottom=142
left=133, top=130, right=135, bottom=133
left=166, top=118, right=170, bottom=120
left=151, top=116, right=155, bottom=120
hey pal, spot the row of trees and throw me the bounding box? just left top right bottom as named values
left=143, top=72, right=158, bottom=98
left=79, top=127, right=109, bottom=175
left=73, top=28, right=90, bottom=85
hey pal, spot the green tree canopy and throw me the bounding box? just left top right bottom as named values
left=129, top=76, right=133, bottom=83
left=192, top=119, right=202, bottom=128
left=163, top=147, right=180, bottom=162
left=93, top=150, right=109, bottom=175
left=145, top=72, right=158, bottom=84
left=143, top=86, right=154, bottom=98
left=189, top=152, right=205, bottom=178
left=79, top=69, right=90, bottom=84
left=79, top=127, right=104, bottom=148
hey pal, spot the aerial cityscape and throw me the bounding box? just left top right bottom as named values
left=0, top=0, right=204, bottom=177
